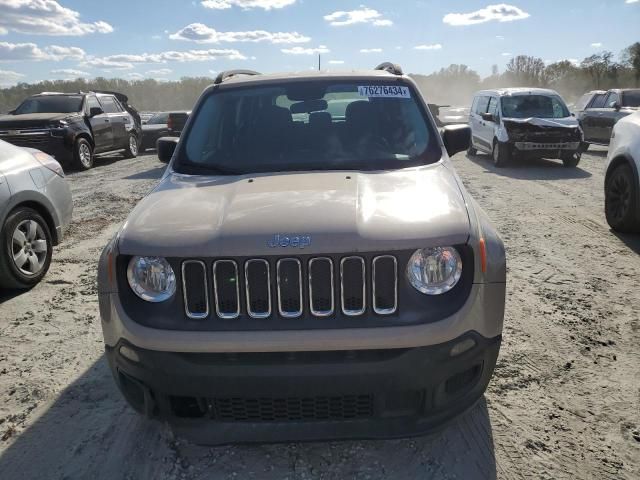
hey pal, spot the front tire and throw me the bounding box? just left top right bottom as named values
left=492, top=140, right=510, bottom=167
left=0, top=207, right=53, bottom=289
left=561, top=151, right=581, bottom=168
left=72, top=138, right=94, bottom=170
left=605, top=164, right=639, bottom=232
left=124, top=133, right=139, bottom=159
left=467, top=145, right=477, bottom=156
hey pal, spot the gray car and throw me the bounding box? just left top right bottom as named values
left=578, top=88, right=640, bottom=146
left=98, top=64, right=506, bottom=444
left=0, top=140, right=72, bottom=288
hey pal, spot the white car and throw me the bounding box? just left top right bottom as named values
left=468, top=88, right=583, bottom=168
left=605, top=111, right=640, bottom=232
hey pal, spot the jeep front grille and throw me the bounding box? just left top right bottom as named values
left=183, top=255, right=398, bottom=320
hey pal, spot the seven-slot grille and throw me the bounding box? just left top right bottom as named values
left=181, top=255, right=398, bottom=320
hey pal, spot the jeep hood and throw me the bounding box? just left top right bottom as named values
left=117, top=164, right=471, bottom=257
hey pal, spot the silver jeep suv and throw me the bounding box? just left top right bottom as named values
left=98, top=64, right=506, bottom=444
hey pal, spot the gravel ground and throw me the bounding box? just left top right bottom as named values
left=0, top=147, right=638, bottom=479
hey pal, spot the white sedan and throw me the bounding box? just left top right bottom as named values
left=605, top=111, right=640, bottom=232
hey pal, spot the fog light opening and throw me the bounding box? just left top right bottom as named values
left=450, top=338, right=476, bottom=357
left=119, top=345, right=140, bottom=363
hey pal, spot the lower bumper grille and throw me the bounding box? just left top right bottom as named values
left=169, top=394, right=375, bottom=422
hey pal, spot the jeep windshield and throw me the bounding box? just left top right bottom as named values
left=178, top=81, right=441, bottom=174
left=14, top=95, right=83, bottom=115
left=501, top=95, right=570, bottom=119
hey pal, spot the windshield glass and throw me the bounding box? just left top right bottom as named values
left=180, top=81, right=439, bottom=174
left=15, top=95, right=83, bottom=114
left=147, top=112, right=169, bottom=124
left=621, top=90, right=640, bottom=107
left=501, top=95, right=569, bottom=119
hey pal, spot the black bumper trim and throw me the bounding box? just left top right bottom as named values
left=106, top=332, right=501, bottom=445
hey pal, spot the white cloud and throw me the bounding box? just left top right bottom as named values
left=0, top=41, right=47, bottom=60
left=501, top=52, right=512, bottom=56
left=360, top=48, right=382, bottom=53
left=328, top=60, right=345, bottom=64
left=324, top=7, right=392, bottom=27
left=44, top=45, right=85, bottom=60
left=82, top=48, right=247, bottom=70
left=443, top=4, right=530, bottom=26
left=0, top=41, right=84, bottom=61
left=626, top=0, right=639, bottom=4
left=146, top=68, right=172, bottom=75
left=169, top=23, right=310, bottom=44
left=201, top=0, right=296, bottom=10
left=591, top=42, right=602, bottom=48
left=51, top=68, right=90, bottom=77
left=281, top=45, right=329, bottom=55
left=414, top=44, right=442, bottom=50
left=0, top=68, right=24, bottom=86
left=125, top=72, right=145, bottom=80
left=0, top=0, right=113, bottom=36
left=496, top=35, right=504, bottom=40
left=82, top=58, right=134, bottom=70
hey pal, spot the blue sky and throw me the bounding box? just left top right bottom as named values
left=0, top=0, right=638, bottom=86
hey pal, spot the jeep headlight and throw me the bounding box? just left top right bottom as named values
left=407, top=247, right=462, bottom=295
left=127, top=256, right=176, bottom=302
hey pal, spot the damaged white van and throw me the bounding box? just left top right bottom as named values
left=468, top=88, right=583, bottom=168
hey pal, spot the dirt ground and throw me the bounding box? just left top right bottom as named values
left=0, top=146, right=638, bottom=480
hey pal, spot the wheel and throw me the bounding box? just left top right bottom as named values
left=561, top=151, right=581, bottom=168
left=492, top=140, right=510, bottom=167
left=467, top=145, right=477, bottom=156
left=605, top=164, right=639, bottom=232
left=0, top=207, right=53, bottom=289
left=72, top=138, right=93, bottom=170
left=124, top=133, right=139, bottom=159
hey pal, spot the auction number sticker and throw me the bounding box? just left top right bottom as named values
left=358, top=85, right=410, bottom=98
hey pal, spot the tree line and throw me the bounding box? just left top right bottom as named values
left=1, top=42, right=639, bottom=112
left=411, top=42, right=640, bottom=106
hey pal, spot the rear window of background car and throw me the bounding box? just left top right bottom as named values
left=99, top=96, right=121, bottom=114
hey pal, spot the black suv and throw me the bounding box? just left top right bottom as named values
left=0, top=91, right=142, bottom=170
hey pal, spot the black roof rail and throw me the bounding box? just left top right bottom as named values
left=374, top=62, right=403, bottom=76
left=214, top=69, right=262, bottom=85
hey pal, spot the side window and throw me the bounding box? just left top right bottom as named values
left=86, top=96, right=101, bottom=113
left=487, top=97, right=499, bottom=116
left=475, top=96, right=490, bottom=115
left=471, top=96, right=479, bottom=115
left=590, top=94, right=607, bottom=109
left=99, top=96, right=120, bottom=114
left=604, top=92, right=619, bottom=108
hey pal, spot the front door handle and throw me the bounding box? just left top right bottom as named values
left=104, top=119, right=110, bottom=123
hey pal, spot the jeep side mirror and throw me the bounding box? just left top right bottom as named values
left=442, top=124, right=471, bottom=157
left=481, top=112, right=496, bottom=122
left=612, top=101, right=621, bottom=111
left=157, top=137, right=179, bottom=163
left=90, top=106, right=104, bottom=117
left=8, top=109, right=15, bottom=115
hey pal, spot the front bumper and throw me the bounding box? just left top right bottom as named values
left=514, top=141, right=581, bottom=151
left=106, top=332, right=501, bottom=444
